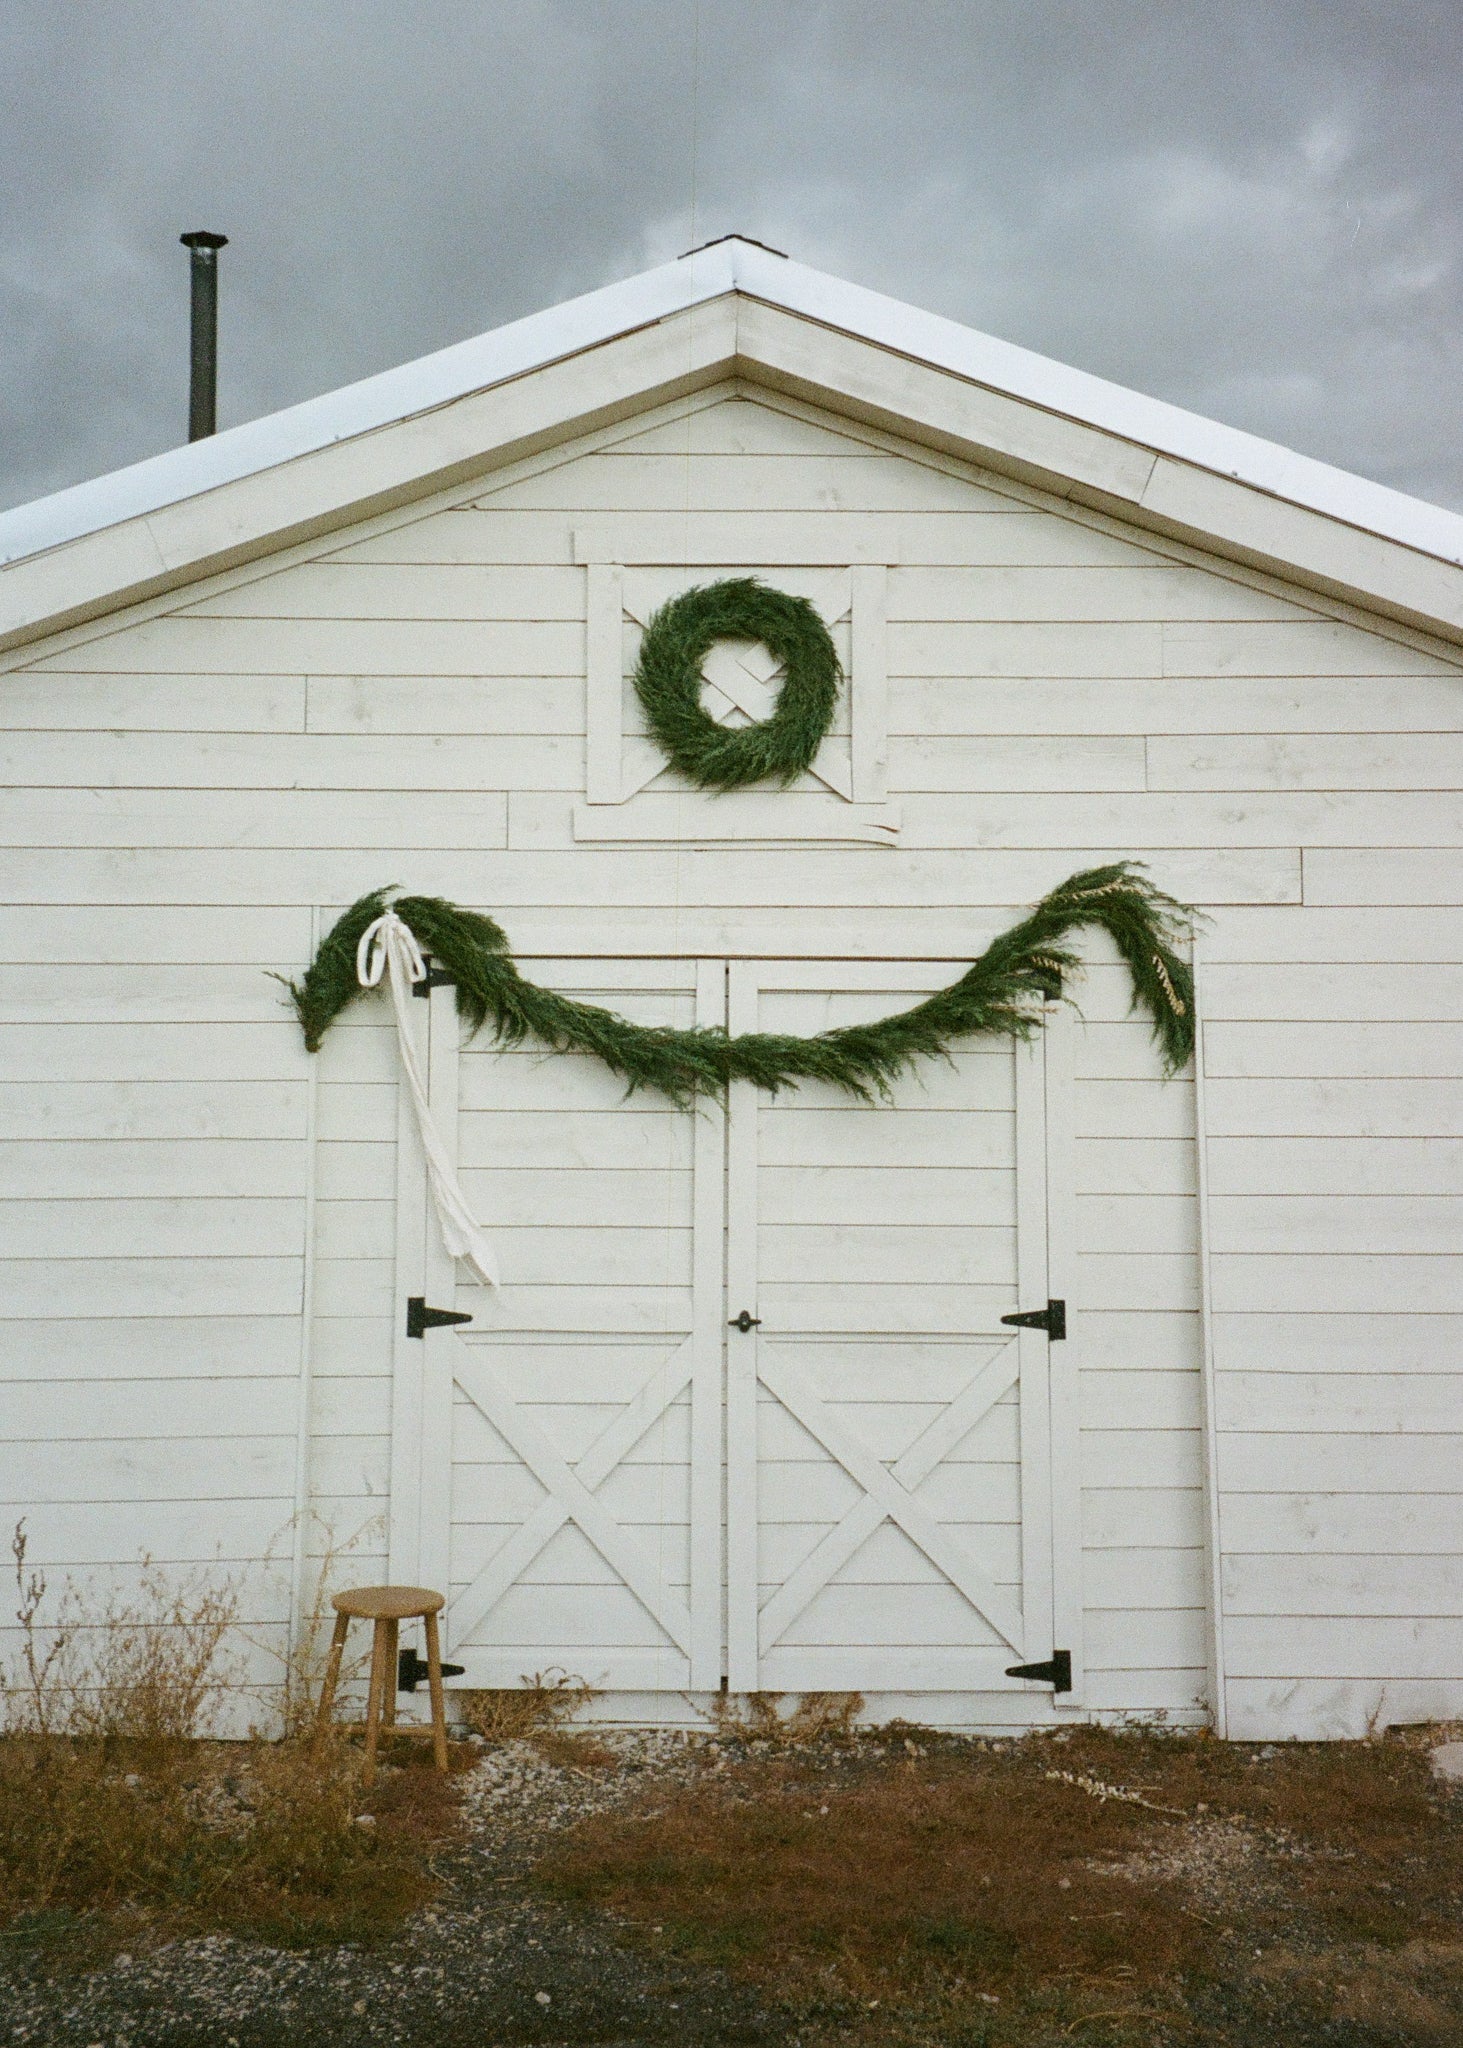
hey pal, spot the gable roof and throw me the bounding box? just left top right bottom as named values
left=4, top=235, right=1463, bottom=654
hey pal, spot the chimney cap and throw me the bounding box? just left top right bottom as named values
left=180, top=230, right=228, bottom=252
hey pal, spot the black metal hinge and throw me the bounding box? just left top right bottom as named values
left=1001, top=1298, right=1066, bottom=1341
left=406, top=1296, right=473, bottom=1340
left=398, top=1645, right=465, bottom=1692
left=1005, top=1649, right=1073, bottom=1693
left=411, top=958, right=457, bottom=998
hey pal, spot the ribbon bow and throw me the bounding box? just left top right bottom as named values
left=356, top=909, right=498, bottom=1290
left=356, top=907, right=428, bottom=992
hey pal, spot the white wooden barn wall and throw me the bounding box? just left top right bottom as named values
left=2, top=381, right=1460, bottom=1738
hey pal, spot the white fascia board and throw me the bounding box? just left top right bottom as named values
left=728, top=241, right=1463, bottom=569
left=4, top=233, right=1463, bottom=578
left=0, top=242, right=739, bottom=569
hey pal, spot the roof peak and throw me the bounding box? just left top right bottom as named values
left=2, top=237, right=1461, bottom=583
left=680, top=233, right=790, bottom=260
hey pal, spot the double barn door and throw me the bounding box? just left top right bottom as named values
left=388, top=958, right=1081, bottom=1708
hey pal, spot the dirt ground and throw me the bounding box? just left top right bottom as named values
left=1, top=1719, right=1460, bottom=2047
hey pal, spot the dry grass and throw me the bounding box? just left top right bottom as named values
left=707, top=1688, right=865, bottom=1747
left=0, top=1523, right=466, bottom=1953
left=456, top=1667, right=599, bottom=1746
left=535, top=1721, right=1463, bottom=2044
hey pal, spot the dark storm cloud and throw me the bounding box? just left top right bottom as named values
left=4, top=1, right=1461, bottom=515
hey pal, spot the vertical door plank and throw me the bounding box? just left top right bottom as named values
left=1042, top=1005, right=1084, bottom=1702
left=689, top=958, right=728, bottom=1689
left=420, top=976, right=462, bottom=1615
left=388, top=990, right=430, bottom=1587
left=1015, top=1034, right=1055, bottom=1674
left=724, top=964, right=762, bottom=1691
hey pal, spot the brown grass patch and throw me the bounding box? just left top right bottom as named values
left=534, top=1724, right=1463, bottom=2043
left=0, top=1729, right=467, bottom=1950
left=0, top=1523, right=467, bottom=1951
left=538, top=1748, right=1204, bottom=2000
left=1050, top=1722, right=1463, bottom=1950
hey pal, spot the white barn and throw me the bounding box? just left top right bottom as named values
left=2, top=237, right=1460, bottom=1742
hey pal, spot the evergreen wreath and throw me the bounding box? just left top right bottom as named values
left=631, top=576, right=841, bottom=790
left=285, top=864, right=1197, bottom=1103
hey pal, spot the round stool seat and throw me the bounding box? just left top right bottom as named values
left=331, top=1584, right=445, bottom=1620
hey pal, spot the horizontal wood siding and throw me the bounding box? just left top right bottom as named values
left=1203, top=897, right=1463, bottom=1738
left=2, top=380, right=1459, bottom=1736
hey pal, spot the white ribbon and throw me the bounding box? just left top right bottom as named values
left=356, top=910, right=499, bottom=1290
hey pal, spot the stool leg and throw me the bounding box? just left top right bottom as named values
left=314, top=1612, right=351, bottom=1742
left=381, top=1618, right=399, bottom=1729
left=362, top=1617, right=390, bottom=1789
left=422, top=1609, right=449, bottom=1772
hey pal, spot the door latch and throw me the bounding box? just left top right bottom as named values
left=1000, top=1298, right=1066, bottom=1341
left=728, top=1309, right=762, bottom=1333
left=397, top=1645, right=466, bottom=1692
left=1005, top=1649, right=1072, bottom=1693
left=406, top=1296, right=473, bottom=1340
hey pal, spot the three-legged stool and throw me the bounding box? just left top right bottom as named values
left=314, top=1585, right=450, bottom=1786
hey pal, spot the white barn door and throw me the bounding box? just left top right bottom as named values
left=392, top=959, right=726, bottom=1693
left=390, top=955, right=1078, bottom=1709
left=725, top=962, right=1079, bottom=1703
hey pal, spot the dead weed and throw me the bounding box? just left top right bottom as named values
left=0, top=1523, right=466, bottom=1950
left=708, top=1689, right=865, bottom=1747
left=456, top=1667, right=599, bottom=1748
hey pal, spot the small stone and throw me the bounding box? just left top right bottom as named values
left=354, top=1813, right=377, bottom=1828
left=1430, top=1742, right=1463, bottom=1785
left=114, top=1954, right=132, bottom=1969
left=123, top=1773, right=142, bottom=1788
left=535, top=1990, right=552, bottom=2006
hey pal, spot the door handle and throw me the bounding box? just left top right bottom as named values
left=729, top=1310, right=762, bottom=1333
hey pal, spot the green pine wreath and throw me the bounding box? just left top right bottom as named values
left=632, top=576, right=841, bottom=790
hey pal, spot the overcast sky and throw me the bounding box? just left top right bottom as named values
left=4, top=1, right=1462, bottom=517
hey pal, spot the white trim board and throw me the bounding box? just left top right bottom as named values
left=5, top=240, right=1463, bottom=656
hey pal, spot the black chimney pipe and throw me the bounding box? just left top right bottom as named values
left=180, top=231, right=228, bottom=440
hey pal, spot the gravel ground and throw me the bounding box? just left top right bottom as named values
left=0, top=1731, right=791, bottom=2048
left=3, top=1729, right=1458, bottom=2047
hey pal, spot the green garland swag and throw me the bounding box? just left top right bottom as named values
left=632, top=577, right=841, bottom=790
left=284, top=864, right=1195, bottom=1105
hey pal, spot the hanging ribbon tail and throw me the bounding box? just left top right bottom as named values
left=357, top=908, right=499, bottom=1291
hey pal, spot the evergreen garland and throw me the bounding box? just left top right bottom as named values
left=285, top=864, right=1196, bottom=1103
left=631, top=577, right=841, bottom=790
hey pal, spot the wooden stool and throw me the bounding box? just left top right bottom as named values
left=314, top=1585, right=449, bottom=1785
